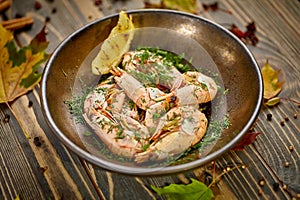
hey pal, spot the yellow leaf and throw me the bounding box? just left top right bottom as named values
left=3, top=51, right=44, bottom=102
left=0, top=25, right=48, bottom=139
left=0, top=24, right=13, bottom=49
left=0, top=24, right=48, bottom=103
left=261, top=60, right=284, bottom=100
left=15, top=194, right=20, bottom=200
left=0, top=25, right=13, bottom=102
left=162, top=0, right=198, bottom=14
left=265, top=97, right=281, bottom=107
left=92, top=11, right=134, bottom=75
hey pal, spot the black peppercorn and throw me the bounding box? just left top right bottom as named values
left=28, top=100, right=33, bottom=107
left=51, top=8, right=57, bottom=14
left=294, top=114, right=297, bottom=119
left=273, top=182, right=279, bottom=191
left=45, top=16, right=51, bottom=23
left=267, top=113, right=272, bottom=121
left=34, top=137, right=42, bottom=147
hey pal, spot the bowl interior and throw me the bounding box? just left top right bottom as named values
left=41, top=9, right=262, bottom=175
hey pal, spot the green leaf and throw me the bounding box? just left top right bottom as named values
left=151, top=178, right=213, bottom=200
left=6, top=41, right=27, bottom=66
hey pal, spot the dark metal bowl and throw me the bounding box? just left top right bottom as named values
left=40, top=9, right=263, bottom=176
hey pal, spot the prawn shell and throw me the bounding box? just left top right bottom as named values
left=135, top=105, right=208, bottom=163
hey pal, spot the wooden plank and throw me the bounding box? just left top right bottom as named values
left=0, top=104, right=51, bottom=199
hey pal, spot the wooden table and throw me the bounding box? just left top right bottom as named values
left=1, top=0, right=299, bottom=199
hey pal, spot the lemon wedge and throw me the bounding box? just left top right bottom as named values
left=92, top=11, right=135, bottom=75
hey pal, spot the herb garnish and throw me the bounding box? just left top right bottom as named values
left=64, top=86, right=93, bottom=123
left=137, top=47, right=191, bottom=73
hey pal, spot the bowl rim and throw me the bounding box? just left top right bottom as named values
left=41, top=9, right=263, bottom=176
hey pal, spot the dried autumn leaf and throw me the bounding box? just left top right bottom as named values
left=261, top=60, right=284, bottom=99
left=162, top=0, right=198, bottom=14
left=0, top=25, right=48, bottom=103
left=229, top=22, right=258, bottom=46
left=92, top=11, right=134, bottom=75
left=265, top=97, right=281, bottom=107
left=232, top=132, right=260, bottom=151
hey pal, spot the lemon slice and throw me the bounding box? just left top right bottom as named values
left=92, top=11, right=135, bottom=75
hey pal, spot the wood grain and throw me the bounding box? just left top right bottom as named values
left=0, top=0, right=299, bottom=199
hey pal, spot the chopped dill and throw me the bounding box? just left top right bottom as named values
left=136, top=47, right=192, bottom=73
left=223, top=88, right=229, bottom=95
left=64, top=87, right=93, bottom=124
left=201, top=82, right=208, bottom=90
left=142, top=143, right=150, bottom=152
left=133, top=131, right=142, bottom=141
left=129, top=70, right=157, bottom=87
left=186, top=116, right=195, bottom=123
left=128, top=99, right=136, bottom=109
left=95, top=87, right=108, bottom=94
left=83, top=131, right=92, bottom=136
left=116, top=128, right=125, bottom=139
left=152, top=112, right=163, bottom=121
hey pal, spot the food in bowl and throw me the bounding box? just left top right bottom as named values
left=42, top=9, right=262, bottom=174
left=82, top=47, right=219, bottom=163
left=63, top=12, right=230, bottom=166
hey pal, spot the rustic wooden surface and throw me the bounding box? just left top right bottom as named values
left=1, top=0, right=299, bottom=199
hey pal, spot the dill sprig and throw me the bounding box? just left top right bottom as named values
left=64, top=87, right=93, bottom=123
left=137, top=47, right=192, bottom=73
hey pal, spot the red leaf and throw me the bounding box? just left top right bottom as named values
left=229, top=24, right=245, bottom=38
left=202, top=2, right=219, bottom=11
left=229, top=22, right=259, bottom=46
left=201, top=2, right=232, bottom=14
left=30, top=25, right=49, bottom=54
left=232, top=132, right=261, bottom=151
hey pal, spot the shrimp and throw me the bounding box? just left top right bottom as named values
left=122, top=51, right=185, bottom=91
left=83, top=82, right=150, bottom=157
left=122, top=51, right=218, bottom=106
left=83, top=83, right=117, bottom=121
left=83, top=109, right=143, bottom=157
left=183, top=71, right=218, bottom=102
left=143, top=101, right=169, bottom=134
left=135, top=105, right=208, bottom=163
left=111, top=67, right=166, bottom=110
left=143, top=94, right=177, bottom=132
left=156, top=71, right=218, bottom=106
